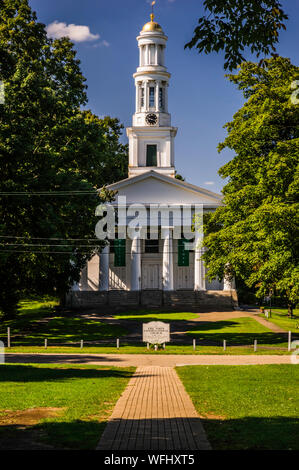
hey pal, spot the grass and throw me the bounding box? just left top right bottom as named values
left=114, top=310, right=198, bottom=321
left=259, top=308, right=299, bottom=333
left=177, top=364, right=299, bottom=450
left=0, top=299, right=127, bottom=345
left=187, top=317, right=290, bottom=347
left=5, top=344, right=291, bottom=355
left=1, top=298, right=297, bottom=354
left=0, top=364, right=134, bottom=450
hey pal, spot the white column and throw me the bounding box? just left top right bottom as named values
left=155, top=44, right=158, bottom=65
left=136, top=82, right=141, bottom=113
left=223, top=264, right=235, bottom=290
left=155, top=80, right=160, bottom=112
left=194, top=247, right=206, bottom=291
left=162, top=229, right=174, bottom=290
left=99, top=244, right=110, bottom=291
left=131, top=236, right=141, bottom=290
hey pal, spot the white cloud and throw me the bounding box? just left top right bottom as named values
left=91, top=40, right=110, bottom=48
left=46, top=21, right=100, bottom=42
left=204, top=181, right=215, bottom=186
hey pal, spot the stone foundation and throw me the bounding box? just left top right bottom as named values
left=66, top=289, right=238, bottom=309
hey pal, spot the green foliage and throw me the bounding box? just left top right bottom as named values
left=185, top=0, right=288, bottom=70
left=204, top=57, right=299, bottom=304
left=0, top=0, right=127, bottom=316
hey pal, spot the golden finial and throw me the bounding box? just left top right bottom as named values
left=142, top=1, right=163, bottom=32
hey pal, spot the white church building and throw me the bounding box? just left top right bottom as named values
left=67, top=14, right=237, bottom=309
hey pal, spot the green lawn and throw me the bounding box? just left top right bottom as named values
left=114, top=310, right=198, bottom=321
left=1, top=299, right=297, bottom=353
left=177, top=364, right=299, bottom=450
left=0, top=364, right=134, bottom=450
left=187, top=317, right=289, bottom=347
left=0, top=299, right=127, bottom=345
left=259, top=308, right=299, bottom=333
left=5, top=344, right=291, bottom=355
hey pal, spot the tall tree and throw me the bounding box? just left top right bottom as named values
left=185, top=0, right=288, bottom=70
left=203, top=57, right=299, bottom=312
left=0, top=0, right=127, bottom=316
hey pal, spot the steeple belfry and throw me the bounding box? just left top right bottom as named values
left=126, top=12, right=177, bottom=178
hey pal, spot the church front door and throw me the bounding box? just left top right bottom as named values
left=141, top=262, right=161, bottom=289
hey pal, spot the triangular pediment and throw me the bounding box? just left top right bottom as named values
left=106, top=171, right=222, bottom=207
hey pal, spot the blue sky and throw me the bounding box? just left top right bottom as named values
left=29, top=0, right=299, bottom=193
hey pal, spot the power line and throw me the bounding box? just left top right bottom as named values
left=0, top=236, right=101, bottom=241
left=0, top=191, right=100, bottom=196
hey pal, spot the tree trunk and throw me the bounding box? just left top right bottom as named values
left=288, top=302, right=293, bottom=318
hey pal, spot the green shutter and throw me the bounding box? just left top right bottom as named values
left=114, top=239, right=126, bottom=267
left=178, top=239, right=189, bottom=267
left=146, top=145, right=157, bottom=166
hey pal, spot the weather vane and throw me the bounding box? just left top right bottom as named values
left=151, top=1, right=156, bottom=21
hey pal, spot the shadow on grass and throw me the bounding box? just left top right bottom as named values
left=0, top=419, right=106, bottom=450
left=201, top=415, right=299, bottom=450
left=0, top=416, right=298, bottom=450
left=0, top=316, right=127, bottom=346
left=0, top=364, right=134, bottom=382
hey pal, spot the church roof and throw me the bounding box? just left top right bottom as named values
left=106, top=171, right=222, bottom=207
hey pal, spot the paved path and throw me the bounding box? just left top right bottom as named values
left=97, top=366, right=211, bottom=451
left=247, top=312, right=286, bottom=333
left=5, top=353, right=292, bottom=366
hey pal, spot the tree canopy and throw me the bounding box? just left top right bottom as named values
left=185, top=0, right=288, bottom=70
left=0, top=0, right=127, bottom=316
left=203, top=57, right=299, bottom=308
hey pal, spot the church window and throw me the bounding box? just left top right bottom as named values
left=159, top=87, right=164, bottom=110
left=112, top=239, right=126, bottom=267
left=140, top=87, right=144, bottom=108
left=178, top=239, right=190, bottom=267
left=145, top=239, right=159, bottom=253
left=149, top=87, right=155, bottom=107
left=146, top=144, right=157, bottom=166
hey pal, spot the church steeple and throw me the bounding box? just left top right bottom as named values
left=126, top=12, right=177, bottom=178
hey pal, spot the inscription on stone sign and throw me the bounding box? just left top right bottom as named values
left=142, top=321, right=170, bottom=345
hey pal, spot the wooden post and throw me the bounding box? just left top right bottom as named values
left=116, top=338, right=120, bottom=349
left=7, top=327, right=10, bottom=349
left=223, top=339, right=226, bottom=352
left=254, top=339, right=257, bottom=352
left=45, top=339, right=47, bottom=349
left=288, top=331, right=292, bottom=352
left=80, top=340, right=83, bottom=349
left=193, top=339, right=196, bottom=351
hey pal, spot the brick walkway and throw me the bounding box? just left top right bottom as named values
left=96, top=366, right=211, bottom=450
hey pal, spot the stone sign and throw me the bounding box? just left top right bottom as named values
left=143, top=321, right=170, bottom=345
